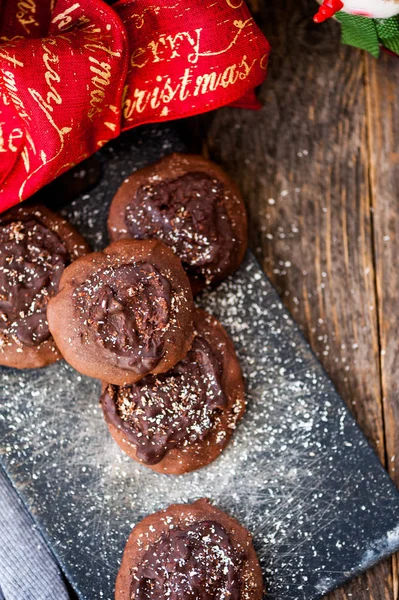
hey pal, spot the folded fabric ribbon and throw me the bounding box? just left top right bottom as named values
left=335, top=12, right=399, bottom=57
left=0, top=0, right=270, bottom=212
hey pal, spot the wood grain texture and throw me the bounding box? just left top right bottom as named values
left=192, top=0, right=384, bottom=456
left=366, top=49, right=399, bottom=600
left=185, top=0, right=398, bottom=597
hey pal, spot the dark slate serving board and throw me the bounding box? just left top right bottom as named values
left=1, top=125, right=399, bottom=600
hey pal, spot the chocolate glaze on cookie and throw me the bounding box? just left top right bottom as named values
left=48, top=239, right=194, bottom=385
left=125, top=172, right=235, bottom=284
left=108, top=154, right=248, bottom=294
left=101, top=308, right=245, bottom=474
left=103, top=335, right=226, bottom=464
left=75, top=262, right=171, bottom=375
left=115, top=499, right=263, bottom=600
left=0, top=204, right=89, bottom=369
left=131, top=520, right=244, bottom=599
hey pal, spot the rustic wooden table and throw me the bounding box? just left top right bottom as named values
left=183, top=0, right=399, bottom=598
left=54, top=0, right=398, bottom=595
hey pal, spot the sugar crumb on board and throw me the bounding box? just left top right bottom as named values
left=1, top=126, right=398, bottom=600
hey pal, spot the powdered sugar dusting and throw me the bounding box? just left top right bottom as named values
left=1, top=127, right=399, bottom=600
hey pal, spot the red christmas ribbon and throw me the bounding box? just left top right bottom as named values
left=0, top=0, right=270, bottom=212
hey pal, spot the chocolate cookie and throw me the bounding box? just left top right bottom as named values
left=116, top=498, right=263, bottom=600
left=47, top=239, right=194, bottom=385
left=108, top=153, right=248, bottom=294
left=100, top=308, right=245, bottom=474
left=0, top=204, right=89, bottom=369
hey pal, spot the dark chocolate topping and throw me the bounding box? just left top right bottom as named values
left=74, top=262, right=171, bottom=374
left=130, top=520, right=245, bottom=600
left=0, top=218, right=68, bottom=347
left=125, top=172, right=235, bottom=284
left=103, top=336, right=226, bottom=463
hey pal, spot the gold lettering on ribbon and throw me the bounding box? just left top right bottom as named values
left=21, top=132, right=36, bottom=172
left=0, top=124, right=24, bottom=153
left=166, top=31, right=202, bottom=62
left=27, top=41, right=67, bottom=131
left=0, top=123, right=6, bottom=153
left=131, top=30, right=202, bottom=69
left=21, top=148, right=30, bottom=171
left=83, top=39, right=120, bottom=121
left=123, top=69, right=189, bottom=120
left=179, top=68, right=192, bottom=102
left=239, top=55, right=257, bottom=79
left=130, top=19, right=253, bottom=71
left=16, top=1, right=39, bottom=35
left=122, top=85, right=132, bottom=119
left=130, top=7, right=160, bottom=29
left=123, top=54, right=259, bottom=122
left=83, top=42, right=121, bottom=58
left=194, top=64, right=239, bottom=95
left=0, top=50, right=24, bottom=68
left=19, top=39, right=71, bottom=198
left=194, top=72, right=219, bottom=96
left=195, top=19, right=253, bottom=59
left=42, top=40, right=62, bottom=107
left=8, top=128, right=24, bottom=151
left=131, top=47, right=148, bottom=69
left=226, top=0, right=244, bottom=7
left=2, top=70, right=30, bottom=120
left=87, top=55, right=112, bottom=120
left=51, top=3, right=80, bottom=31
left=260, top=53, right=268, bottom=70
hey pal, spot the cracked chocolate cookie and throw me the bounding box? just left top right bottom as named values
left=100, top=308, right=245, bottom=474
left=0, top=204, right=89, bottom=369
left=107, top=154, right=248, bottom=294
left=47, top=239, right=194, bottom=385
left=115, top=498, right=263, bottom=600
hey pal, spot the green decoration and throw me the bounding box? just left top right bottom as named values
left=335, top=12, right=399, bottom=56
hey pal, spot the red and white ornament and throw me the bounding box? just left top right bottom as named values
left=314, top=0, right=399, bottom=22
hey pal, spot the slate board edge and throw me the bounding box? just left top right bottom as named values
left=1, top=249, right=399, bottom=599
left=241, top=254, right=399, bottom=597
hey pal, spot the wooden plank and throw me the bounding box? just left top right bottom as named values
left=186, top=0, right=394, bottom=597
left=195, top=0, right=385, bottom=459
left=365, top=48, right=399, bottom=600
